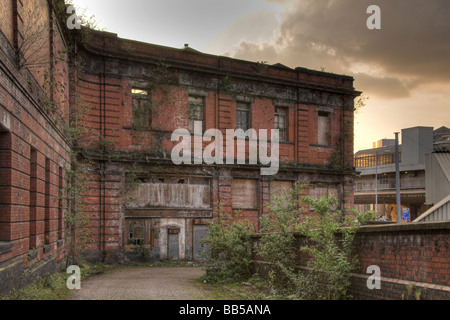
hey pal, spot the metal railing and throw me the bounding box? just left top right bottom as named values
left=355, top=177, right=425, bottom=192
left=354, top=153, right=399, bottom=169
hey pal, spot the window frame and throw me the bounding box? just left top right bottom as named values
left=275, top=107, right=288, bottom=142
left=231, top=178, right=258, bottom=210
left=317, top=111, right=331, bottom=146
left=128, top=220, right=145, bottom=246
left=188, top=95, right=205, bottom=133
left=236, top=102, right=251, bottom=132
left=132, top=88, right=151, bottom=130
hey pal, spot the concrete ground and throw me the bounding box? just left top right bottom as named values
left=70, top=266, right=213, bottom=300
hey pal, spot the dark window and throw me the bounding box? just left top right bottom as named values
left=45, top=158, right=50, bottom=245
left=58, top=166, right=63, bottom=241
left=236, top=102, right=250, bottom=131
left=275, top=107, right=287, bottom=141
left=0, top=131, right=11, bottom=241
left=29, top=148, right=38, bottom=248
left=132, top=88, right=151, bottom=129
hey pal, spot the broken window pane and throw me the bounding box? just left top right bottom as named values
left=129, top=221, right=145, bottom=245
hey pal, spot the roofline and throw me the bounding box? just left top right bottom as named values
left=91, top=29, right=356, bottom=81
left=74, top=28, right=359, bottom=97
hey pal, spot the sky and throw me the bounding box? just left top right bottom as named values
left=70, top=0, right=450, bottom=152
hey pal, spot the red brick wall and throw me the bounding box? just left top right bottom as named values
left=19, top=0, right=51, bottom=88
left=0, top=0, right=71, bottom=293
left=351, top=222, right=450, bottom=299
left=81, top=168, right=123, bottom=254
left=77, top=30, right=357, bottom=168
left=76, top=74, right=353, bottom=167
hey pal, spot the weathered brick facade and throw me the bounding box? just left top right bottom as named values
left=0, top=0, right=71, bottom=294
left=0, top=0, right=359, bottom=293
left=71, top=30, right=358, bottom=262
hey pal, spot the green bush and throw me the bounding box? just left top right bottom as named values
left=297, top=196, right=360, bottom=300
left=257, top=183, right=362, bottom=299
left=201, top=203, right=255, bottom=283
left=202, top=183, right=370, bottom=300
left=257, top=183, right=304, bottom=293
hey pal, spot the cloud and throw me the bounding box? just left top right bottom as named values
left=354, top=73, right=411, bottom=99
left=204, top=9, right=280, bottom=56
left=228, top=0, right=450, bottom=99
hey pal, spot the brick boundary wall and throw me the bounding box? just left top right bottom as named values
left=252, top=221, right=450, bottom=300
left=350, top=221, right=450, bottom=300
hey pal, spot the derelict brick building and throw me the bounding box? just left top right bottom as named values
left=0, top=0, right=359, bottom=292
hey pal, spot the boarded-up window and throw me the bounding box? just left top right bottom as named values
left=309, top=184, right=338, bottom=210
left=232, top=179, right=257, bottom=208
left=126, top=178, right=210, bottom=209
left=318, top=111, right=330, bottom=145
left=309, top=184, right=338, bottom=200
left=270, top=181, right=293, bottom=200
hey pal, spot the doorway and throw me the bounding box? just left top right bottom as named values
left=193, top=224, right=209, bottom=260
left=168, top=228, right=180, bottom=260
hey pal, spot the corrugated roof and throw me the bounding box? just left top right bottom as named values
left=414, top=194, right=450, bottom=222
left=435, top=152, right=450, bottom=183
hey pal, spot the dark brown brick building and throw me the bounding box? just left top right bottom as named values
left=0, top=0, right=359, bottom=293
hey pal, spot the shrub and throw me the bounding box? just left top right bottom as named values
left=201, top=203, right=255, bottom=283
left=257, top=183, right=304, bottom=293
left=296, top=196, right=360, bottom=300
left=257, top=183, right=362, bottom=299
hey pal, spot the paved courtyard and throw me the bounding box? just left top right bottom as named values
left=70, top=267, right=212, bottom=300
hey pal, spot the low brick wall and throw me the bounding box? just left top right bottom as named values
left=252, top=221, right=450, bottom=300
left=350, top=221, right=450, bottom=300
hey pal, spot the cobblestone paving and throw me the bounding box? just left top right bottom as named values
left=70, top=267, right=210, bottom=300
